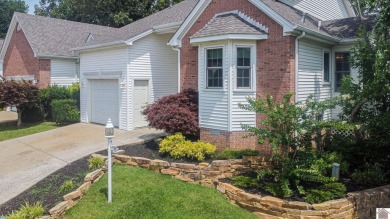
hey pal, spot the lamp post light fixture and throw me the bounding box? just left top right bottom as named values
left=105, top=118, right=114, bottom=204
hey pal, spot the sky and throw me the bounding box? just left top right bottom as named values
left=24, top=0, right=40, bottom=14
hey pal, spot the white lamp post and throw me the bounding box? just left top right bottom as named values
left=105, top=118, right=114, bottom=204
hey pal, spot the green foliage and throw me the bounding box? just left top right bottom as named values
left=0, top=0, right=29, bottom=38
left=305, top=183, right=346, bottom=204
left=231, top=176, right=258, bottom=189
left=3, top=202, right=44, bottom=219
left=40, top=85, right=71, bottom=119
left=51, top=99, right=80, bottom=123
left=59, top=180, right=74, bottom=194
left=21, top=105, right=45, bottom=123
left=0, top=78, right=40, bottom=127
left=241, top=93, right=338, bottom=155
left=69, top=83, right=80, bottom=109
left=351, top=163, right=388, bottom=188
left=216, top=149, right=259, bottom=160
left=35, top=0, right=184, bottom=28
left=88, top=156, right=105, bottom=170
left=159, top=133, right=216, bottom=161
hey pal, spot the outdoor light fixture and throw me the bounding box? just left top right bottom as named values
left=332, top=163, right=340, bottom=180
left=105, top=118, right=114, bottom=204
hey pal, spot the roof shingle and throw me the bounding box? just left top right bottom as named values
left=191, top=12, right=267, bottom=39
left=322, top=15, right=376, bottom=39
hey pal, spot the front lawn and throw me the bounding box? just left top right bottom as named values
left=66, top=165, right=256, bottom=219
left=0, top=122, right=60, bottom=141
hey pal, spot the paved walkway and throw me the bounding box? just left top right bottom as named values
left=0, top=123, right=164, bottom=204
left=0, top=111, right=17, bottom=124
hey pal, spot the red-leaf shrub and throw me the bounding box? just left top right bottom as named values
left=142, top=89, right=199, bottom=136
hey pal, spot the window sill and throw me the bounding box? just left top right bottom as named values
left=322, top=82, right=331, bottom=86
left=203, top=88, right=225, bottom=92
left=233, top=89, right=255, bottom=93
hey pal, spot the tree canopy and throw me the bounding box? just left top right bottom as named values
left=34, top=0, right=184, bottom=28
left=0, top=0, right=29, bottom=38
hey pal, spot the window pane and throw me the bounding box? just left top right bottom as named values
left=335, top=52, right=350, bottom=92
left=237, top=48, right=251, bottom=67
left=207, top=68, right=223, bottom=88
left=324, top=53, right=330, bottom=82
left=237, top=68, right=251, bottom=88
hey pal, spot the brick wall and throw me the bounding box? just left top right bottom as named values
left=3, top=26, right=51, bottom=88
left=181, top=0, right=295, bottom=152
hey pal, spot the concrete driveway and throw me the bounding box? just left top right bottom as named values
left=0, top=111, right=17, bottom=124
left=0, top=123, right=164, bottom=204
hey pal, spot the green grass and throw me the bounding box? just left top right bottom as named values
left=0, top=121, right=60, bottom=141
left=66, top=165, right=256, bottom=219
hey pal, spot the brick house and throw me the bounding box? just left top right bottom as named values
left=0, top=0, right=375, bottom=151
left=0, top=13, right=115, bottom=88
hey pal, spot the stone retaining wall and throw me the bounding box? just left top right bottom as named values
left=47, top=154, right=390, bottom=219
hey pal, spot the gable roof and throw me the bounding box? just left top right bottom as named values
left=74, top=0, right=198, bottom=50
left=9, top=12, right=116, bottom=58
left=191, top=11, right=268, bottom=39
left=322, top=15, right=376, bottom=39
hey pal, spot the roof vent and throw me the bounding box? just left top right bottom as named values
left=318, top=20, right=322, bottom=29
left=301, top=12, right=307, bottom=23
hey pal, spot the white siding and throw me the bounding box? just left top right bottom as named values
left=198, top=40, right=256, bottom=131
left=128, top=33, right=178, bottom=130
left=79, top=47, right=128, bottom=130
left=50, top=59, right=79, bottom=86
left=298, top=39, right=332, bottom=119
left=280, top=0, right=351, bottom=20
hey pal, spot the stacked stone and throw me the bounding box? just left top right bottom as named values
left=48, top=159, right=105, bottom=218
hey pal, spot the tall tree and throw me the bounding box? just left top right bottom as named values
left=34, top=0, right=60, bottom=17
left=0, top=0, right=29, bottom=38
left=34, top=0, right=184, bottom=28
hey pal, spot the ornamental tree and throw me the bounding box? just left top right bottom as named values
left=0, top=78, right=40, bottom=127
left=142, top=89, right=199, bottom=136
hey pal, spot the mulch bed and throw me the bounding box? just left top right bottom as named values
left=0, top=140, right=213, bottom=215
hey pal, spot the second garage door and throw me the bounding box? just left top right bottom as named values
left=90, top=79, right=119, bottom=127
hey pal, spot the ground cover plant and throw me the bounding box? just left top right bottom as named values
left=65, top=165, right=256, bottom=219
left=0, top=121, right=60, bottom=142
left=216, top=149, right=259, bottom=160
left=2, top=202, right=44, bottom=219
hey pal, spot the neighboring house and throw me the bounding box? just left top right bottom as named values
left=0, top=0, right=375, bottom=152
left=378, top=208, right=390, bottom=219
left=0, top=12, right=116, bottom=88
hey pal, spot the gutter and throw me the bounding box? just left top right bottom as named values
left=172, top=47, right=181, bottom=92
left=36, top=54, right=79, bottom=60
left=71, top=40, right=126, bottom=52
left=294, top=25, right=340, bottom=43
left=295, top=31, right=306, bottom=102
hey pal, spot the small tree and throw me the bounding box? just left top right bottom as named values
left=142, top=89, right=199, bottom=136
left=0, top=78, right=40, bottom=127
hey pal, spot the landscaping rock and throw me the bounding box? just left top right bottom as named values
left=113, top=155, right=132, bottom=163
left=283, top=201, right=313, bottom=210
left=78, top=182, right=91, bottom=194
left=175, top=175, right=194, bottom=182
left=218, top=182, right=243, bottom=195
left=211, top=160, right=232, bottom=167
left=63, top=190, right=82, bottom=201
left=171, top=163, right=198, bottom=170
left=260, top=196, right=285, bottom=207
left=84, top=169, right=103, bottom=182
left=199, top=162, right=209, bottom=167
left=49, top=201, right=68, bottom=216
left=236, top=191, right=262, bottom=203
left=131, top=157, right=151, bottom=166
left=150, top=159, right=170, bottom=167
left=161, top=169, right=180, bottom=176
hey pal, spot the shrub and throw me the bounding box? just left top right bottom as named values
left=21, top=105, right=45, bottom=123
left=88, top=156, right=105, bottom=169
left=231, top=176, right=258, bottom=189
left=159, top=133, right=216, bottom=161
left=142, top=89, right=199, bottom=136
left=59, top=180, right=74, bottom=194
left=216, top=149, right=259, bottom=160
left=69, top=83, right=80, bottom=110
left=51, top=99, right=80, bottom=123
left=3, top=202, right=44, bottom=219
left=351, top=163, right=388, bottom=188
left=40, top=85, right=71, bottom=119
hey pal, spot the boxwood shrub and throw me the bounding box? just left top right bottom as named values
left=51, top=99, right=80, bottom=124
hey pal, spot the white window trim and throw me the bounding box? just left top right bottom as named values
left=233, top=43, right=256, bottom=92
left=203, top=45, right=225, bottom=91
left=322, top=49, right=331, bottom=86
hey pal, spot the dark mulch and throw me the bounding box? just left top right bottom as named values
left=0, top=140, right=214, bottom=215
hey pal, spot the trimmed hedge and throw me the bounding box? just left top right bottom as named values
left=51, top=99, right=80, bottom=123
left=40, top=85, right=71, bottom=119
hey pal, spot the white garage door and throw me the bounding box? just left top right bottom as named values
left=90, top=80, right=119, bottom=127
left=133, top=80, right=149, bottom=128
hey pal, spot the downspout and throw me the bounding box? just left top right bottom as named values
left=295, top=31, right=306, bottom=102
left=172, top=47, right=181, bottom=92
